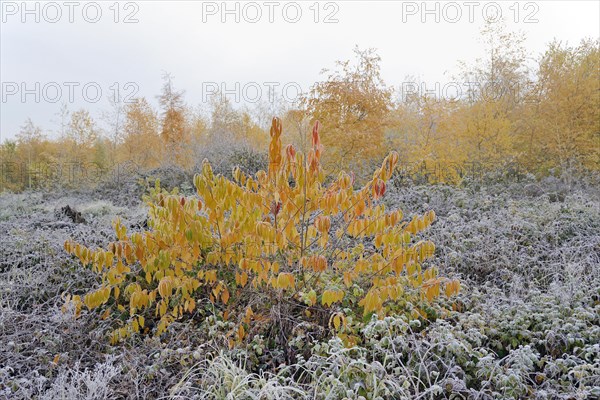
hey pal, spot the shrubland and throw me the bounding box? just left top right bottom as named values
left=1, top=21, right=598, bottom=400
left=1, top=123, right=598, bottom=398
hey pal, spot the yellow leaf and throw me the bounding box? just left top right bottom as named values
left=221, top=287, right=230, bottom=304
left=237, top=324, right=245, bottom=342
left=375, top=234, right=383, bottom=248
left=188, top=298, right=196, bottom=312
left=343, top=271, right=353, bottom=287
left=322, top=291, right=331, bottom=306
left=332, top=314, right=341, bottom=330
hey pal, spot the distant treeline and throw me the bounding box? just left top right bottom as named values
left=2, top=26, right=598, bottom=192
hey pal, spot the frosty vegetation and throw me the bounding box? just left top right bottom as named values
left=1, top=162, right=598, bottom=399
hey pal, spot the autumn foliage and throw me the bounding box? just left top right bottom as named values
left=2, top=32, right=598, bottom=193
left=64, top=118, right=459, bottom=345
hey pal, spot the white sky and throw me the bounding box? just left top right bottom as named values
left=1, top=0, right=599, bottom=141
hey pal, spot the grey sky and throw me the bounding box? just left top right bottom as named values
left=1, top=0, right=598, bottom=142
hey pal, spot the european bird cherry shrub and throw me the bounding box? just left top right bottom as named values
left=64, top=118, right=459, bottom=345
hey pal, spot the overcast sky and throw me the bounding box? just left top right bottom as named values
left=1, top=0, right=598, bottom=142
